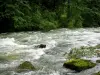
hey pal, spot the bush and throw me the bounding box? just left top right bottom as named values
left=0, top=0, right=100, bottom=33
left=39, top=20, right=59, bottom=31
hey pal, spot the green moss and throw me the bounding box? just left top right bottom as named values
left=0, top=54, right=19, bottom=63
left=63, top=58, right=96, bottom=72
left=17, top=61, right=36, bottom=72
left=68, top=45, right=100, bottom=59
left=7, top=54, right=19, bottom=60
left=67, top=19, right=75, bottom=28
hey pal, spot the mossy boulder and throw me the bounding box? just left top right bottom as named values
left=63, top=58, right=96, bottom=72
left=17, top=61, right=36, bottom=72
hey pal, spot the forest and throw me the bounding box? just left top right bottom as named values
left=0, top=0, right=100, bottom=33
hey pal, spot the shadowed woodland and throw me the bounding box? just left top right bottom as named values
left=0, top=0, right=100, bottom=33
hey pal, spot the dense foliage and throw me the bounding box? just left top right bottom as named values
left=0, top=0, right=100, bottom=33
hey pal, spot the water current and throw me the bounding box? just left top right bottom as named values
left=0, top=28, right=100, bottom=75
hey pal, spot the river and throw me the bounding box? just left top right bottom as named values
left=0, top=28, right=100, bottom=75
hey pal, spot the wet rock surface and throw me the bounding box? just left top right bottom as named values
left=35, top=44, right=46, bottom=48
left=63, top=58, right=96, bottom=72
left=16, top=61, right=36, bottom=72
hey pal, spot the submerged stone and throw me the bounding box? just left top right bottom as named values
left=35, top=44, right=46, bottom=48
left=0, top=54, right=19, bottom=63
left=96, top=60, right=100, bottom=63
left=0, top=56, right=8, bottom=63
left=17, top=61, right=36, bottom=72
left=7, top=54, right=19, bottom=60
left=63, top=58, right=96, bottom=72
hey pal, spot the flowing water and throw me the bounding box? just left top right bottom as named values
left=0, top=28, right=100, bottom=75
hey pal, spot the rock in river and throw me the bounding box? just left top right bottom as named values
left=16, top=61, right=36, bottom=72
left=96, top=60, right=100, bottom=63
left=35, top=44, right=46, bottom=48
left=63, top=58, right=96, bottom=72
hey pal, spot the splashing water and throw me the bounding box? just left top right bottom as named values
left=0, top=28, right=100, bottom=75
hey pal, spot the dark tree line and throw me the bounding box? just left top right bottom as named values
left=0, top=0, right=100, bottom=33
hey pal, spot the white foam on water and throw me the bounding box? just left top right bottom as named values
left=12, top=71, right=33, bottom=75
left=82, top=57, right=100, bottom=63
left=0, top=38, right=57, bottom=61
left=6, top=48, right=45, bottom=60
left=0, top=61, right=18, bottom=69
left=0, top=38, right=28, bottom=48
left=0, top=38, right=17, bottom=46
left=0, top=28, right=100, bottom=75
left=46, top=40, right=57, bottom=49
left=10, top=39, right=57, bottom=60
left=49, top=71, right=60, bottom=75
left=68, top=30, right=100, bottom=47
left=25, top=49, right=45, bottom=60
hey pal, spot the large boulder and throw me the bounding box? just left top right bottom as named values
left=63, top=58, right=96, bottom=72
left=16, top=61, right=36, bottom=72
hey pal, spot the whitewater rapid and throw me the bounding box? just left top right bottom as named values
left=0, top=28, right=100, bottom=75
